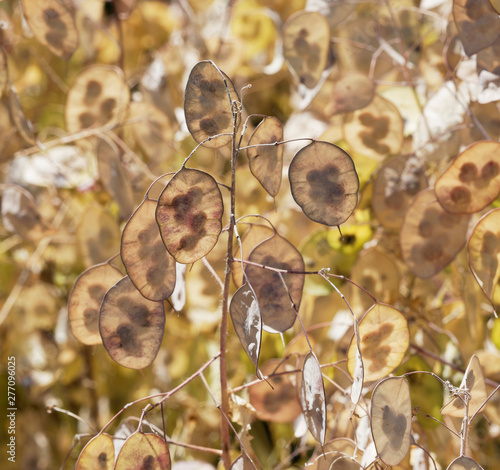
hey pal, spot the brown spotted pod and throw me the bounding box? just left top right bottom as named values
left=155, top=168, right=224, bottom=264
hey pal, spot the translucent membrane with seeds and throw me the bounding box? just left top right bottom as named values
left=468, top=208, right=500, bottom=312
left=435, top=141, right=500, bottom=214
left=283, top=11, right=330, bottom=88
left=99, top=276, right=165, bottom=369
left=400, top=189, right=470, bottom=278
left=65, top=65, right=130, bottom=134
left=372, top=155, right=427, bottom=230
left=114, top=432, right=171, bottom=470
left=453, top=0, right=500, bottom=56
left=244, top=233, right=305, bottom=333
left=248, top=359, right=302, bottom=423
left=441, top=355, right=487, bottom=418
left=22, top=0, right=78, bottom=60
left=447, top=456, right=484, bottom=470
left=184, top=60, right=239, bottom=148
left=343, top=95, right=403, bottom=161
left=289, top=141, right=359, bottom=227
left=246, top=116, right=283, bottom=197
left=68, top=262, right=123, bottom=345
left=156, top=168, right=224, bottom=264
left=229, top=283, right=262, bottom=375
left=75, top=433, right=114, bottom=470
left=347, top=303, right=409, bottom=382
left=301, top=351, right=326, bottom=446
left=371, top=376, right=412, bottom=466
left=121, top=198, right=177, bottom=302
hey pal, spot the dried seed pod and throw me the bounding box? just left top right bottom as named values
left=468, top=208, right=500, bottom=312
left=400, top=190, right=470, bottom=278
left=301, top=351, right=327, bottom=446
left=343, top=95, right=404, bottom=161
left=75, top=433, right=114, bottom=470
left=347, top=303, right=409, bottom=382
left=1, top=185, right=54, bottom=242
left=65, top=65, right=130, bottom=134
left=441, top=355, right=487, bottom=418
left=229, top=283, right=262, bottom=375
left=69, top=262, right=123, bottom=345
left=245, top=234, right=305, bottom=333
left=232, top=224, right=274, bottom=287
left=76, top=203, right=121, bottom=267
left=121, top=198, right=177, bottom=301
left=114, top=432, right=171, bottom=469
left=371, top=377, right=412, bottom=467
left=289, top=141, right=359, bottom=227
left=99, top=276, right=165, bottom=369
left=96, top=137, right=135, bottom=221
left=453, top=0, right=500, bottom=56
left=156, top=168, right=224, bottom=264
left=435, top=141, right=500, bottom=214
left=184, top=61, right=239, bottom=148
left=327, top=72, right=375, bottom=117
left=447, top=456, right=484, bottom=470
left=283, top=11, right=330, bottom=88
left=372, top=155, right=427, bottom=229
left=249, top=359, right=302, bottom=423
left=22, top=0, right=78, bottom=60
left=247, top=116, right=283, bottom=197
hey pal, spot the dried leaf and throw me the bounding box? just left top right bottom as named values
left=65, top=65, right=130, bottom=134
left=22, top=0, right=78, bottom=59
left=289, top=141, right=359, bottom=227
left=184, top=60, right=239, bottom=148
left=372, top=155, right=428, bottom=229
left=447, top=456, right=484, bottom=470
left=301, top=351, right=327, bottom=446
left=245, top=233, right=305, bottom=333
left=121, top=198, right=176, bottom=302
left=441, top=355, right=487, bottom=418
left=400, top=190, right=470, bottom=278
left=75, top=433, right=114, bottom=470
left=114, top=432, right=171, bottom=469
left=249, top=359, right=302, bottom=423
left=468, top=208, right=500, bottom=313
left=96, top=137, right=135, bottom=221
left=229, top=283, right=262, bottom=374
left=156, top=168, right=224, bottom=264
left=283, top=11, right=330, bottom=88
left=435, top=141, right=500, bottom=214
left=247, top=116, right=283, bottom=197
left=99, top=276, right=165, bottom=369
left=347, top=303, right=409, bottom=382
left=343, top=95, right=404, bottom=161
left=68, top=262, right=123, bottom=346
left=371, top=377, right=412, bottom=466
left=453, top=0, right=500, bottom=56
